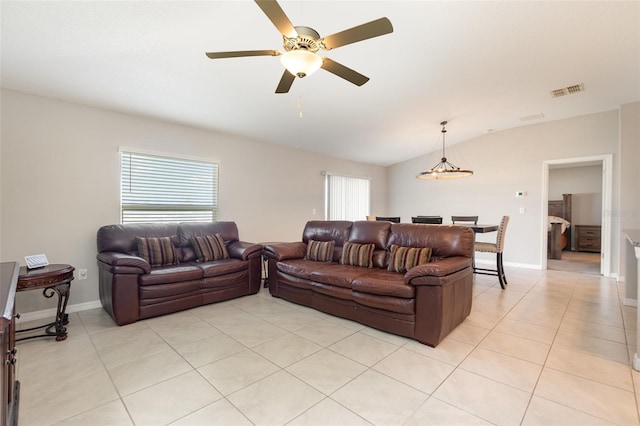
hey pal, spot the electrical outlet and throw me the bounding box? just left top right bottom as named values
left=78, top=269, right=87, bottom=280
left=519, top=207, right=526, bottom=214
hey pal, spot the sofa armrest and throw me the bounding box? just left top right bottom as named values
left=227, top=241, right=263, bottom=260
left=404, top=257, right=472, bottom=285
left=263, top=242, right=307, bottom=261
left=97, top=252, right=151, bottom=274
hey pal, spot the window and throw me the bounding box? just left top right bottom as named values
left=120, top=150, right=219, bottom=224
left=325, top=173, right=370, bottom=221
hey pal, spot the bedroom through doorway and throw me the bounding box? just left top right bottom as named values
left=542, top=155, right=613, bottom=277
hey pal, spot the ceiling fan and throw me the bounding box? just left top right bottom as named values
left=205, top=0, right=393, bottom=93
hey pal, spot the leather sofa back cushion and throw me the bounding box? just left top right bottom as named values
left=98, top=223, right=180, bottom=254
left=136, top=236, right=181, bottom=266
left=340, top=241, right=375, bottom=268
left=178, top=222, right=239, bottom=262
left=387, top=245, right=432, bottom=273
left=303, top=221, right=352, bottom=246
left=191, top=234, right=229, bottom=262
left=348, top=221, right=391, bottom=249
left=388, top=224, right=474, bottom=258
left=305, top=239, right=335, bottom=262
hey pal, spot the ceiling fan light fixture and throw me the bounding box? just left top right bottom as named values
left=416, top=121, right=474, bottom=180
left=280, top=49, right=323, bottom=78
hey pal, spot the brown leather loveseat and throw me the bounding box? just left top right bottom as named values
left=264, top=220, right=474, bottom=347
left=96, top=221, right=262, bottom=325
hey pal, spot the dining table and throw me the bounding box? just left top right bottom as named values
left=467, top=224, right=499, bottom=233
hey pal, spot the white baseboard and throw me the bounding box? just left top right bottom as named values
left=474, top=259, right=541, bottom=270
left=624, top=298, right=637, bottom=307
left=17, top=300, right=102, bottom=324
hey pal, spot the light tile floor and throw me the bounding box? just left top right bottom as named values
left=15, top=268, right=640, bottom=425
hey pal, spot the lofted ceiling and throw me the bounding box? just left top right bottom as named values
left=1, top=1, right=639, bottom=166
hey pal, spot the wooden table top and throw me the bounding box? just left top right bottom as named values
left=17, top=264, right=75, bottom=291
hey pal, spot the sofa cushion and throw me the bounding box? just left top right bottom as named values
left=310, top=264, right=368, bottom=288
left=199, top=258, right=248, bottom=278
left=191, top=234, right=229, bottom=262
left=352, top=269, right=415, bottom=298
left=348, top=221, right=391, bottom=249
left=277, top=259, right=323, bottom=280
left=387, top=245, right=432, bottom=273
left=305, top=239, right=335, bottom=262
left=352, top=292, right=415, bottom=315
left=136, top=236, right=180, bottom=266
left=138, top=264, right=203, bottom=285
left=340, top=241, right=374, bottom=268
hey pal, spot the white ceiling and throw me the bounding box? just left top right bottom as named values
left=2, top=1, right=639, bottom=166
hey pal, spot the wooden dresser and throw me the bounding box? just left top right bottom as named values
left=575, top=225, right=602, bottom=253
left=0, top=262, right=19, bottom=426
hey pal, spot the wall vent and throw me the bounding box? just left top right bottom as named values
left=551, top=83, right=585, bottom=98
left=520, top=113, right=545, bottom=122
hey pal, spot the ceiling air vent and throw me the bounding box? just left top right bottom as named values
left=551, top=83, right=585, bottom=98
left=520, top=113, right=545, bottom=122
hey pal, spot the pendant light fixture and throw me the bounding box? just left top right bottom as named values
left=416, top=121, right=473, bottom=180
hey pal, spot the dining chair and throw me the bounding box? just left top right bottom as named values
left=451, top=215, right=479, bottom=224
left=375, top=216, right=401, bottom=223
left=474, top=215, right=510, bottom=289
left=411, top=216, right=443, bottom=224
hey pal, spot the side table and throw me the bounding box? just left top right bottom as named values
left=260, top=242, right=284, bottom=288
left=17, top=264, right=75, bottom=341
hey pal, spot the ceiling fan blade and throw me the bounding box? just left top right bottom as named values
left=206, top=50, right=280, bottom=59
left=275, top=70, right=295, bottom=93
left=254, top=0, right=297, bottom=38
left=322, top=17, right=393, bottom=50
left=321, top=58, right=369, bottom=86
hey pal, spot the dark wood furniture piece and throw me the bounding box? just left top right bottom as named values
left=468, top=224, right=498, bottom=233
left=0, top=262, right=19, bottom=426
left=375, top=216, right=401, bottom=223
left=411, top=216, right=443, bottom=224
left=17, top=264, right=74, bottom=341
left=575, top=225, right=602, bottom=253
left=548, top=193, right=572, bottom=259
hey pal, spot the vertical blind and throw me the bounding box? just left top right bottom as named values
left=120, top=151, right=219, bottom=224
left=325, top=174, right=370, bottom=221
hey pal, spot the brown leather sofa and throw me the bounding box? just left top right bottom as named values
left=264, top=220, right=474, bottom=347
left=96, top=222, right=262, bottom=325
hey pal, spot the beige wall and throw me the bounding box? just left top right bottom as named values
left=0, top=89, right=387, bottom=314
left=619, top=102, right=640, bottom=286
left=3, top=89, right=637, bottom=315
left=387, top=110, right=623, bottom=271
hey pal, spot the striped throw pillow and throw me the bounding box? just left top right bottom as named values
left=191, top=233, right=229, bottom=262
left=340, top=241, right=375, bottom=268
left=306, top=239, right=335, bottom=262
left=136, top=236, right=180, bottom=267
left=387, top=245, right=432, bottom=273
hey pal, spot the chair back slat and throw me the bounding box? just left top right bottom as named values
left=451, top=215, right=479, bottom=224
left=411, top=216, right=443, bottom=224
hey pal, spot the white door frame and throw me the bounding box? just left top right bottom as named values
left=541, top=154, right=613, bottom=277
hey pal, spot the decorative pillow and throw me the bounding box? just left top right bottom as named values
left=340, top=241, right=375, bottom=268
left=387, top=245, right=432, bottom=273
left=136, top=236, right=180, bottom=267
left=306, top=239, right=335, bottom=262
left=190, top=233, right=229, bottom=262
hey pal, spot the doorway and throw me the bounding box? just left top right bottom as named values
left=541, top=154, right=613, bottom=277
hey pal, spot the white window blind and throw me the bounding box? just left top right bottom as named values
left=120, top=151, right=219, bottom=224
left=325, top=174, right=370, bottom=221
